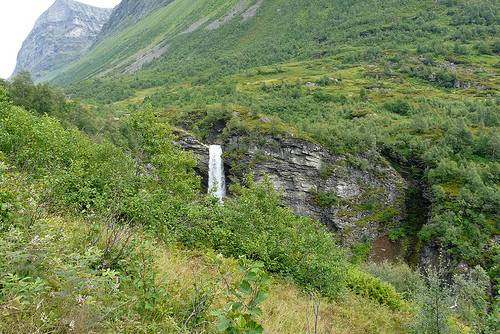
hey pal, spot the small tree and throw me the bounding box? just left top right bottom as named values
left=212, top=256, right=270, bottom=334
left=412, top=266, right=456, bottom=334
left=453, top=266, right=490, bottom=333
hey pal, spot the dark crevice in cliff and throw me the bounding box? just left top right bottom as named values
left=382, top=149, right=432, bottom=267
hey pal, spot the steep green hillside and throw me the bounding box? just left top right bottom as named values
left=53, top=0, right=255, bottom=84
left=55, top=0, right=499, bottom=89
left=97, top=0, right=175, bottom=39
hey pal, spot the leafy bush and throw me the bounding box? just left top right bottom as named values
left=452, top=266, right=491, bottom=332
left=346, top=267, right=404, bottom=310
left=411, top=267, right=456, bottom=334
left=383, top=99, right=412, bottom=116
left=451, top=1, right=498, bottom=26
left=0, top=97, right=200, bottom=228
left=442, top=121, right=474, bottom=154
left=212, top=256, right=270, bottom=334
left=184, top=178, right=348, bottom=298
left=474, top=41, right=493, bottom=55
left=0, top=164, right=25, bottom=230
left=364, top=261, right=424, bottom=299
left=474, top=131, right=500, bottom=159
left=7, top=71, right=66, bottom=116
left=351, top=242, right=372, bottom=264
left=312, top=190, right=340, bottom=206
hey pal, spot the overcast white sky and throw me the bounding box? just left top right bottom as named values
left=0, top=0, right=121, bottom=79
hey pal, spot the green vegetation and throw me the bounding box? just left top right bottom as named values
left=311, top=190, right=340, bottom=207
left=185, top=179, right=348, bottom=297
left=2, top=0, right=499, bottom=331
left=0, top=82, right=413, bottom=332
left=212, top=257, right=270, bottom=334
left=51, top=0, right=499, bottom=271
left=346, top=267, right=404, bottom=310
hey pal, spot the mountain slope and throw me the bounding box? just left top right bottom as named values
left=12, top=0, right=112, bottom=82
left=52, top=0, right=499, bottom=90
left=97, top=0, right=175, bottom=39
left=52, top=0, right=267, bottom=83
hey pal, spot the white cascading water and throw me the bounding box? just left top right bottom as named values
left=208, top=145, right=226, bottom=202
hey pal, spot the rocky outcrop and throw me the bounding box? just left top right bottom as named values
left=12, top=0, right=112, bottom=82
left=242, top=0, right=265, bottom=21
left=174, top=130, right=210, bottom=189
left=123, top=44, right=170, bottom=74
left=176, top=131, right=406, bottom=247
left=205, top=0, right=250, bottom=30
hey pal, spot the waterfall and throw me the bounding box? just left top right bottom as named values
left=208, top=145, right=226, bottom=202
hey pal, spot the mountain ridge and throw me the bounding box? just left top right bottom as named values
left=52, top=0, right=266, bottom=84
left=12, top=0, right=112, bottom=82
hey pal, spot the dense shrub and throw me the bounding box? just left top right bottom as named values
left=364, top=261, right=424, bottom=299
left=442, top=120, right=474, bottom=154
left=452, top=266, right=491, bottom=332
left=183, top=178, right=348, bottom=298
left=411, top=267, right=456, bottom=334
left=383, top=99, right=412, bottom=115
left=0, top=93, right=199, bottom=227
left=346, top=267, right=404, bottom=310
left=0, top=163, right=30, bottom=230
left=66, top=78, right=134, bottom=103
left=451, top=1, right=498, bottom=26
left=311, top=190, right=340, bottom=206
left=475, top=131, right=500, bottom=159
left=8, top=72, right=66, bottom=116
left=0, top=103, right=133, bottom=214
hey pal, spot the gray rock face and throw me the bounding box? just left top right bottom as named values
left=12, top=0, right=112, bottom=82
left=177, top=131, right=406, bottom=247
left=175, top=130, right=210, bottom=189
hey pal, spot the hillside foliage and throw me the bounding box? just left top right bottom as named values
left=51, top=0, right=499, bottom=270
left=1, top=0, right=499, bottom=332
left=1, top=73, right=497, bottom=332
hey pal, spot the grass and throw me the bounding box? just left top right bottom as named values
left=152, top=239, right=411, bottom=334
left=0, top=212, right=409, bottom=333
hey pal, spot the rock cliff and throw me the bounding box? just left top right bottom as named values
left=12, top=0, right=112, bottom=82
left=176, top=131, right=407, bottom=249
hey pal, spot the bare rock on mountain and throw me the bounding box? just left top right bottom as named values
left=12, top=0, right=112, bottom=82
